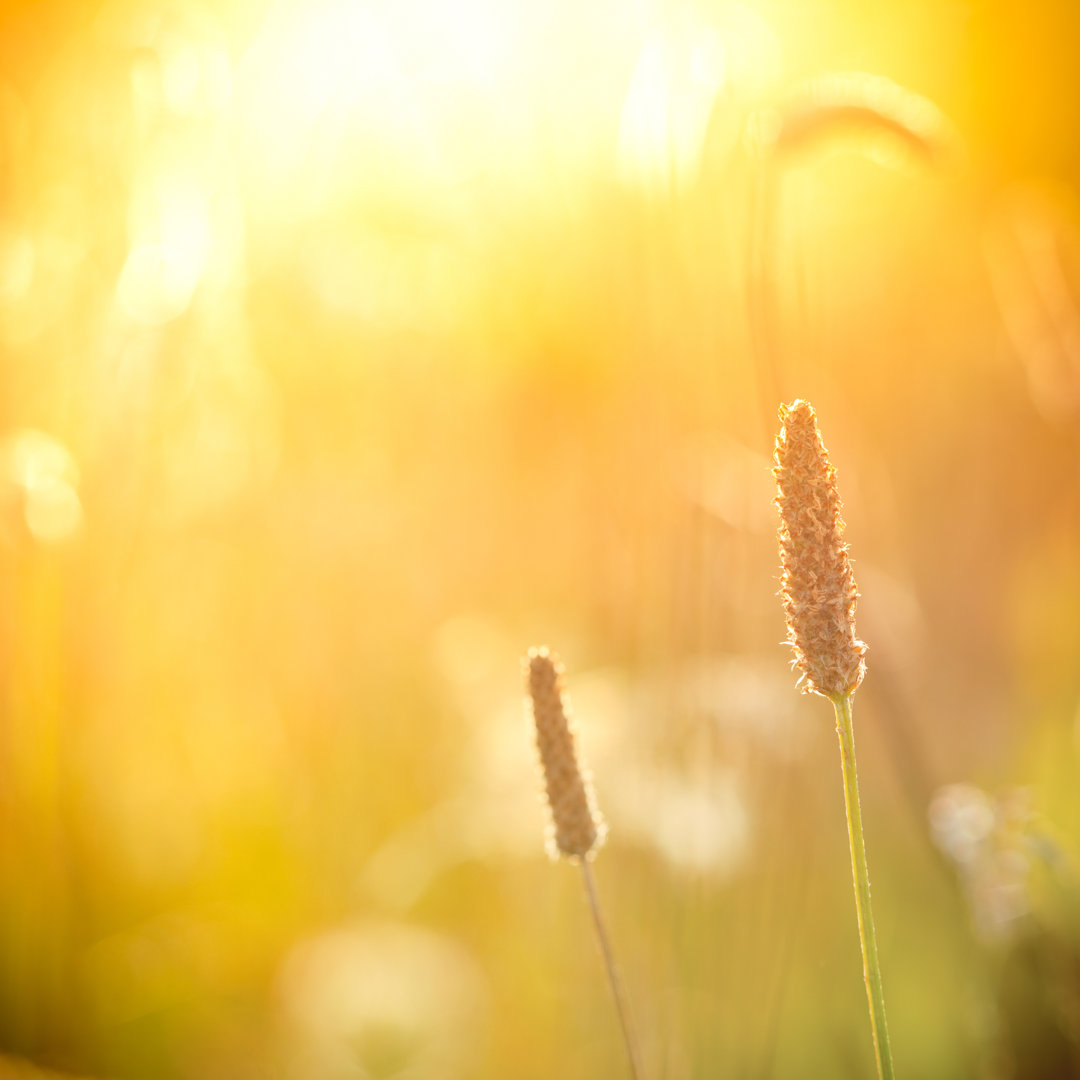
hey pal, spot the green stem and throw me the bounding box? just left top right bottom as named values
left=830, top=691, right=895, bottom=1080
left=580, top=859, right=644, bottom=1080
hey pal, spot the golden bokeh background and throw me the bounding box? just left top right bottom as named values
left=2, top=0, right=1080, bottom=1077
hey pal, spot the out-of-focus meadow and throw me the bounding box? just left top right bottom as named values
left=3, top=0, right=1080, bottom=1077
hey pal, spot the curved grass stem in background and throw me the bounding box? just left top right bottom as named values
left=746, top=75, right=960, bottom=441
left=831, top=691, right=895, bottom=1080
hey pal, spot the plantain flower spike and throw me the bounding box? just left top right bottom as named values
left=774, top=400, right=868, bottom=698
left=525, top=647, right=606, bottom=861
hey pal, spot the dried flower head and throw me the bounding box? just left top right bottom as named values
left=774, top=400, right=867, bottom=698
left=525, top=647, right=606, bottom=861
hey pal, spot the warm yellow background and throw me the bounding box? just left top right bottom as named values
left=1, top=1, right=1079, bottom=1077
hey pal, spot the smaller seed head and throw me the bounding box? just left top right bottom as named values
left=525, top=646, right=606, bottom=861
left=774, top=400, right=868, bottom=698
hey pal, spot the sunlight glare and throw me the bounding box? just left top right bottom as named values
left=4, top=430, right=82, bottom=544
left=618, top=4, right=780, bottom=196
left=159, top=34, right=232, bottom=118
left=0, top=230, right=34, bottom=304
left=116, top=242, right=200, bottom=325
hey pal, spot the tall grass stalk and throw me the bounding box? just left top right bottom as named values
left=525, top=647, right=644, bottom=1080
left=773, top=400, right=895, bottom=1080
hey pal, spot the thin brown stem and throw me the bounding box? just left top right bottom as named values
left=580, top=859, right=644, bottom=1080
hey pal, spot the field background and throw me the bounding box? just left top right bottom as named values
left=2, top=0, right=1080, bottom=1077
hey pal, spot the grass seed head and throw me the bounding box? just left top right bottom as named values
left=525, top=646, right=606, bottom=861
left=774, top=400, right=868, bottom=698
